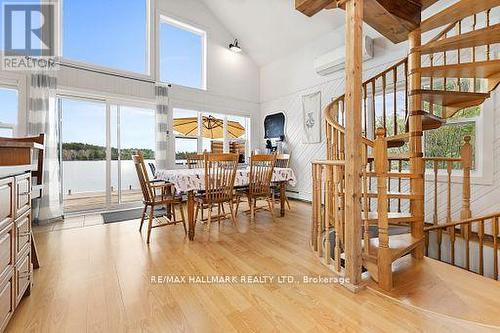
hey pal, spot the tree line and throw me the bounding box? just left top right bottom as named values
left=62, top=142, right=154, bottom=161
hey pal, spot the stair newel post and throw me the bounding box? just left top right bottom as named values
left=375, top=128, right=392, bottom=290
left=408, top=28, right=425, bottom=259
left=460, top=135, right=472, bottom=238
left=343, top=0, right=364, bottom=288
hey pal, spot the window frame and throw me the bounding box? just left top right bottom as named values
left=56, top=0, right=153, bottom=79
left=172, top=107, right=251, bottom=168
left=0, top=74, right=26, bottom=138
left=159, top=15, right=207, bottom=90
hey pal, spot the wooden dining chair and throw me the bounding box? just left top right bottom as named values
left=195, top=153, right=238, bottom=234
left=236, top=153, right=277, bottom=222
left=133, top=152, right=186, bottom=244
left=274, top=153, right=291, bottom=210
left=187, top=153, right=205, bottom=169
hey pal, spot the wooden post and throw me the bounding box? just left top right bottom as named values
left=343, top=0, right=363, bottom=286
left=408, top=28, right=424, bottom=259
left=374, top=128, right=392, bottom=290
left=460, top=136, right=472, bottom=221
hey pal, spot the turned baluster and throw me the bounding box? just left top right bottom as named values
left=312, top=164, right=318, bottom=250
left=324, top=165, right=332, bottom=265
left=447, top=161, right=455, bottom=264
left=460, top=136, right=472, bottom=235
left=393, top=68, right=397, bottom=136
left=362, top=146, right=370, bottom=255
left=333, top=167, right=342, bottom=273
left=382, top=75, right=387, bottom=129
left=433, top=161, right=442, bottom=260
left=375, top=128, right=391, bottom=290
left=479, top=219, right=485, bottom=275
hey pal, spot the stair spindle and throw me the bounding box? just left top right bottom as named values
left=479, top=219, right=485, bottom=275
left=333, top=166, right=342, bottom=273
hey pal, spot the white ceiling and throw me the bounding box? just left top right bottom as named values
left=200, top=0, right=346, bottom=67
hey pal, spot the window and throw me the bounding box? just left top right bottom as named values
left=424, top=107, right=478, bottom=169
left=160, top=17, right=206, bottom=89
left=62, top=0, right=149, bottom=74
left=173, top=108, right=250, bottom=167
left=0, top=87, right=18, bottom=137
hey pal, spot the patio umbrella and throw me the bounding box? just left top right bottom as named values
left=173, top=115, right=245, bottom=139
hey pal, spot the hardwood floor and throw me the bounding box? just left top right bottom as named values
left=7, top=201, right=500, bottom=332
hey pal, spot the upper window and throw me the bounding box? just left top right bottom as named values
left=62, top=0, right=148, bottom=74
left=0, top=87, right=18, bottom=137
left=160, top=17, right=206, bottom=90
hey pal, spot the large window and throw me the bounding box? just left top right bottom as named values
left=62, top=0, right=149, bottom=74
left=160, top=17, right=206, bottom=89
left=0, top=87, right=18, bottom=137
left=425, top=107, right=478, bottom=169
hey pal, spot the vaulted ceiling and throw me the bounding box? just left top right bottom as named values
left=200, top=0, right=345, bottom=66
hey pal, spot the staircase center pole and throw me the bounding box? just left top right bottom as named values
left=408, top=29, right=425, bottom=259
left=344, top=0, right=364, bottom=286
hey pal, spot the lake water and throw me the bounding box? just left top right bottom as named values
left=63, top=160, right=156, bottom=194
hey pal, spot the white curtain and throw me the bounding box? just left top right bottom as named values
left=155, top=84, right=170, bottom=169
left=28, top=73, right=62, bottom=222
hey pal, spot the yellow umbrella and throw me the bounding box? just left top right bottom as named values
left=173, top=115, right=245, bottom=139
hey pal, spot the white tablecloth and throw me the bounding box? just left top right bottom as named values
left=155, top=167, right=297, bottom=193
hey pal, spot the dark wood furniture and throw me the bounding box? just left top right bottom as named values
left=236, top=154, right=276, bottom=221
left=0, top=164, right=35, bottom=331
left=133, top=152, right=186, bottom=244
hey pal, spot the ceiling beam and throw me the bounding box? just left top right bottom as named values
left=295, top=0, right=337, bottom=17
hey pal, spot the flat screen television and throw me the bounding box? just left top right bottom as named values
left=264, top=112, right=285, bottom=139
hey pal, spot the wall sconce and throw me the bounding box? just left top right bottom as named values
left=229, top=39, right=242, bottom=53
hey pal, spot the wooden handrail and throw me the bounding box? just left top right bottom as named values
left=311, top=160, right=346, bottom=166
left=425, top=212, right=500, bottom=232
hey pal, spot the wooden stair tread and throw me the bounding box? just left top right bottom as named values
left=417, top=24, right=500, bottom=55
left=362, top=212, right=416, bottom=223
left=408, top=110, right=446, bottom=130
left=367, top=153, right=410, bottom=162
left=420, top=0, right=500, bottom=33
left=415, top=60, right=500, bottom=79
left=363, top=233, right=424, bottom=262
left=412, top=89, right=489, bottom=108
left=365, top=192, right=414, bottom=199
left=386, top=133, right=409, bottom=148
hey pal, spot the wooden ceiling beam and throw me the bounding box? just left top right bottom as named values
left=295, top=0, right=338, bottom=17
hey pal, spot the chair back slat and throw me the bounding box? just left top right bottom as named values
left=204, top=153, right=238, bottom=203
left=133, top=152, right=154, bottom=203
left=187, top=153, right=205, bottom=169
left=275, top=153, right=290, bottom=168
left=249, top=154, right=276, bottom=197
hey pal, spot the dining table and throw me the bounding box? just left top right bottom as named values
left=155, top=167, right=297, bottom=240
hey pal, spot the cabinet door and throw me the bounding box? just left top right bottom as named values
left=15, top=174, right=31, bottom=218
left=0, top=271, right=14, bottom=332
left=0, top=178, right=13, bottom=229
left=15, top=249, right=30, bottom=306
left=15, top=211, right=30, bottom=259
left=0, top=223, right=14, bottom=283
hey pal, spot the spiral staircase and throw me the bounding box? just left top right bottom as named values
left=299, top=0, right=500, bottom=291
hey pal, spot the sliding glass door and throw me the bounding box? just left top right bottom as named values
left=60, top=98, right=107, bottom=213
left=59, top=96, right=155, bottom=213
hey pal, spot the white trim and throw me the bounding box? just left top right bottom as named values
left=159, top=14, right=207, bottom=91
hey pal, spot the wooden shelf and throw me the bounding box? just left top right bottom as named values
left=415, top=60, right=500, bottom=79
left=417, top=24, right=500, bottom=55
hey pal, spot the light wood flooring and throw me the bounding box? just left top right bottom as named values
left=7, top=201, right=500, bottom=332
